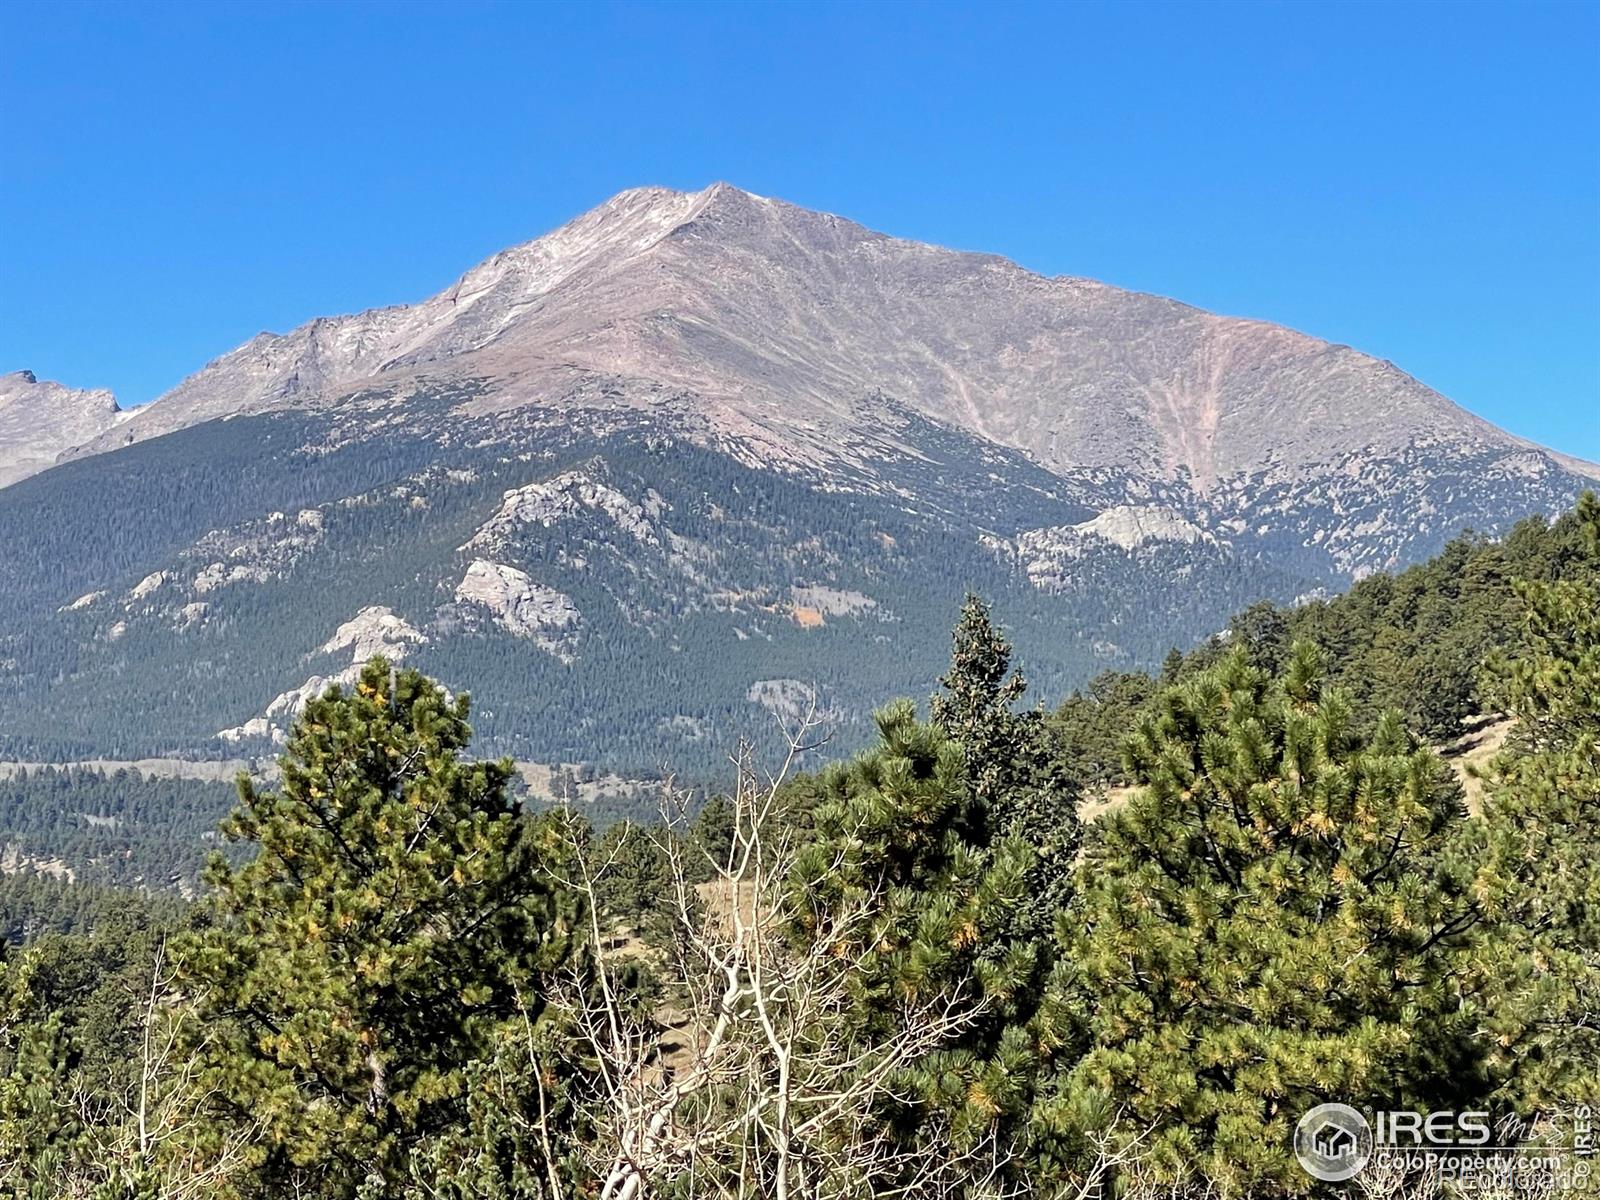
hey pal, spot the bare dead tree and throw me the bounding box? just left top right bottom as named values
left=542, top=705, right=934, bottom=1197
left=0, top=937, right=258, bottom=1199
left=531, top=707, right=1156, bottom=1200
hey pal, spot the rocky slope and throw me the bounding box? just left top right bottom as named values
left=0, top=185, right=1593, bottom=775
left=69, top=184, right=1559, bottom=486
left=0, top=370, right=127, bottom=487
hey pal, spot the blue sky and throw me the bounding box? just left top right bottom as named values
left=2, top=0, right=1596, bottom=459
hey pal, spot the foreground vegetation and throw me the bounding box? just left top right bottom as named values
left=0, top=495, right=1596, bottom=1198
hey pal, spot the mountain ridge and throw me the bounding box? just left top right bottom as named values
left=0, top=370, right=128, bottom=489
left=32, top=182, right=1585, bottom=491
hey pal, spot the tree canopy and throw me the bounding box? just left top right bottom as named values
left=1042, top=643, right=1489, bottom=1193
left=1, top=494, right=1597, bottom=1199
left=181, top=659, right=585, bottom=1196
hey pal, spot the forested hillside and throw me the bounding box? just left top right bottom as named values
left=0, top=769, right=239, bottom=892
left=3, top=504, right=1585, bottom=897
left=0, top=404, right=1320, bottom=773
left=0, top=492, right=1594, bottom=1197
left=1050, top=504, right=1596, bottom=787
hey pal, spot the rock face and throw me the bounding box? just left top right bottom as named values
left=1062, top=506, right=1212, bottom=553
left=991, top=506, right=1224, bottom=593
left=218, top=606, right=428, bottom=744
left=317, top=606, right=428, bottom=662
left=0, top=185, right=1594, bottom=775
left=0, top=370, right=127, bottom=487
left=466, top=471, right=661, bottom=552
left=453, top=560, right=580, bottom=654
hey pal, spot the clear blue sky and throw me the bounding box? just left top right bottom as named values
left=2, top=0, right=1596, bottom=459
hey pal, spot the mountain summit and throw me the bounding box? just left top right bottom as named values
left=63, top=183, right=1559, bottom=487
left=0, top=370, right=126, bottom=488
left=0, top=186, right=1591, bottom=769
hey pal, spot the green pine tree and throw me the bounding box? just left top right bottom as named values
left=591, top=818, right=673, bottom=944
left=0, top=902, right=209, bottom=1198
left=1040, top=643, right=1489, bottom=1194
left=788, top=700, right=1046, bottom=1173
left=182, top=659, right=584, bottom=1198
left=1477, top=490, right=1600, bottom=1107
left=932, top=594, right=1082, bottom=940
left=687, top=792, right=736, bottom=880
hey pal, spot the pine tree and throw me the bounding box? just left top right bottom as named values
left=932, top=594, right=1081, bottom=939
left=591, top=818, right=673, bottom=943
left=1040, top=643, right=1488, bottom=1194
left=1477, top=490, right=1600, bottom=1107
left=687, top=792, right=735, bottom=880
left=1228, top=600, right=1292, bottom=674
left=183, top=659, right=584, bottom=1197
left=0, top=904, right=217, bottom=1197
left=787, top=701, right=1046, bottom=1171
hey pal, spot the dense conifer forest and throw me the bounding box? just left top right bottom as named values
left=10, top=400, right=1568, bottom=781
left=0, top=770, right=240, bottom=893
left=0, top=494, right=1595, bottom=1197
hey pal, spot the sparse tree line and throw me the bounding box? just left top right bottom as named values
left=0, top=493, right=1596, bottom=1198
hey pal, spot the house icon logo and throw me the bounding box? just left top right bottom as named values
left=1294, top=1103, right=1372, bottom=1181
left=1314, top=1122, right=1355, bottom=1158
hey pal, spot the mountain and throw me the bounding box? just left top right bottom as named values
left=1, top=184, right=1593, bottom=776
left=66, top=184, right=1553, bottom=483
left=0, top=370, right=126, bottom=488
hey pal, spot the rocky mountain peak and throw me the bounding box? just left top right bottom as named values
left=0, top=190, right=1592, bottom=777
left=26, top=184, right=1600, bottom=496
left=0, top=372, right=126, bottom=487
